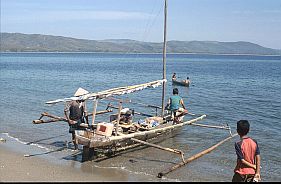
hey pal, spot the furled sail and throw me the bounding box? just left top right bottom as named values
left=46, top=79, right=167, bottom=105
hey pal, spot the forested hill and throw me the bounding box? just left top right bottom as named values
left=1, top=32, right=280, bottom=55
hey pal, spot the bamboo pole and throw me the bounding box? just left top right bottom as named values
left=91, top=80, right=165, bottom=100
left=187, top=112, right=196, bottom=116
left=87, top=109, right=112, bottom=117
left=157, top=133, right=238, bottom=178
left=41, top=112, right=66, bottom=120
left=33, top=118, right=64, bottom=124
left=98, top=80, right=162, bottom=94
left=131, top=138, right=185, bottom=162
left=115, top=131, right=185, bottom=161
left=32, top=110, right=112, bottom=124
left=161, top=0, right=168, bottom=117
left=106, top=97, right=131, bottom=103
left=188, top=123, right=230, bottom=130
left=46, top=80, right=166, bottom=105
left=133, top=111, right=153, bottom=117
left=109, top=115, right=206, bottom=141
left=115, top=101, right=122, bottom=135
left=106, top=103, right=118, bottom=109
left=33, top=112, right=67, bottom=124
left=91, top=99, right=98, bottom=126
left=107, top=103, right=153, bottom=117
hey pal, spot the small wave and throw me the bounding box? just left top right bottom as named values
left=29, top=143, right=50, bottom=151
left=93, top=164, right=126, bottom=170
left=92, top=164, right=180, bottom=182
left=2, top=132, right=28, bottom=144
left=1, top=132, right=50, bottom=151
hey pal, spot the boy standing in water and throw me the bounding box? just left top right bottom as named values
left=232, top=120, right=261, bottom=182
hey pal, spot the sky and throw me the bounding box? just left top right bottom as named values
left=1, top=0, right=281, bottom=49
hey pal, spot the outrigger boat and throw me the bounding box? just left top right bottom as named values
left=32, top=78, right=234, bottom=177
left=32, top=0, right=237, bottom=177
left=33, top=79, right=207, bottom=158
left=172, top=79, right=190, bottom=87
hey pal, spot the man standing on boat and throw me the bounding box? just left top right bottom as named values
left=172, top=73, right=177, bottom=81
left=64, top=88, right=89, bottom=150
left=165, top=88, right=188, bottom=124
left=183, top=77, right=190, bottom=83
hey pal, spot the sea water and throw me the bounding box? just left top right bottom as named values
left=0, top=52, right=280, bottom=181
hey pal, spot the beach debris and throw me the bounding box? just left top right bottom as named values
left=65, top=140, right=69, bottom=149
left=129, top=159, right=138, bottom=163
left=0, top=138, right=6, bottom=143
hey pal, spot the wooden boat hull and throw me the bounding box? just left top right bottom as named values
left=76, top=123, right=174, bottom=149
left=76, top=128, right=172, bottom=150
left=172, top=79, right=190, bottom=87
left=75, top=115, right=206, bottom=150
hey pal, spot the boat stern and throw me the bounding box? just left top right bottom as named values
left=75, top=129, right=113, bottom=148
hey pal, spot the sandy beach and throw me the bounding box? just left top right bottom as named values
left=0, top=143, right=155, bottom=182
left=0, top=146, right=111, bottom=182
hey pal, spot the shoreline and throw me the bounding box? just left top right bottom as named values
left=0, top=146, right=106, bottom=182
left=0, top=134, right=157, bottom=182
left=1, top=51, right=280, bottom=57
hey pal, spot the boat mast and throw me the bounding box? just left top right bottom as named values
left=161, top=0, right=168, bottom=117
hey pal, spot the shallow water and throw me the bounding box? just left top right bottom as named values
left=0, top=53, right=280, bottom=181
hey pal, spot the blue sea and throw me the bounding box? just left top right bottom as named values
left=0, top=52, right=280, bottom=181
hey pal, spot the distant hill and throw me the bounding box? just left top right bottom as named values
left=1, top=32, right=280, bottom=55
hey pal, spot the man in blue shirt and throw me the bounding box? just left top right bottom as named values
left=165, top=88, right=187, bottom=124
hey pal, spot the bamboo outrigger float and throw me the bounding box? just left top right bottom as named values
left=32, top=0, right=237, bottom=177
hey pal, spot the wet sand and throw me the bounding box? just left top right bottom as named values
left=0, top=146, right=108, bottom=182
left=0, top=143, right=154, bottom=182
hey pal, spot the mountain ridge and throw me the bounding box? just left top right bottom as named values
left=1, top=32, right=280, bottom=55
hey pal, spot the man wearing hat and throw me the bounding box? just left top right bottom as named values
left=64, top=88, right=89, bottom=150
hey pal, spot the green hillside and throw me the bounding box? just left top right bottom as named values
left=1, top=32, right=280, bottom=55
